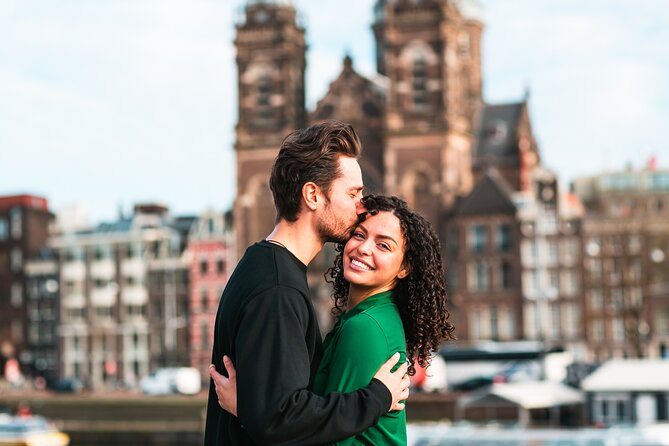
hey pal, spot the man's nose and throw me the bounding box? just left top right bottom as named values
left=355, top=198, right=366, bottom=215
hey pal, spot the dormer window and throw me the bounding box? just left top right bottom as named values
left=487, top=120, right=507, bottom=145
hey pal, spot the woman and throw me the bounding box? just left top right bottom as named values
left=314, top=194, right=455, bottom=445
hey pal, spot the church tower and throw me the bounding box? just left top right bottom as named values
left=234, top=0, right=306, bottom=256
left=374, top=0, right=483, bottom=230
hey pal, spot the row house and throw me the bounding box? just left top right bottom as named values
left=45, top=204, right=232, bottom=389
left=517, top=169, right=586, bottom=359
left=23, top=249, right=60, bottom=381
left=446, top=169, right=524, bottom=342
left=0, top=194, right=53, bottom=378
left=446, top=166, right=587, bottom=361
left=184, top=210, right=234, bottom=382
left=573, top=168, right=669, bottom=361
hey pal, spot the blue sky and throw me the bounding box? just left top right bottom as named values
left=1, top=0, right=667, bottom=223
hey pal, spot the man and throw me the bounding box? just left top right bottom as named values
left=204, top=120, right=409, bottom=445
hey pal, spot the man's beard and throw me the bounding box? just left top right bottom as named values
left=317, top=204, right=355, bottom=244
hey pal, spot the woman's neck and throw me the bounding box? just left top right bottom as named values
left=347, top=284, right=394, bottom=311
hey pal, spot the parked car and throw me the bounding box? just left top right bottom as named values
left=139, top=367, right=201, bottom=396
left=47, top=378, right=83, bottom=393
left=450, top=360, right=541, bottom=392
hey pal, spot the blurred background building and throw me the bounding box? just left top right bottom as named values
left=1, top=1, right=668, bottom=413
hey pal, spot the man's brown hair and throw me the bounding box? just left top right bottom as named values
left=269, top=120, right=361, bottom=222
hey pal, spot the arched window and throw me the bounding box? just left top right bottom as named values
left=256, top=69, right=272, bottom=123
left=412, top=53, right=428, bottom=109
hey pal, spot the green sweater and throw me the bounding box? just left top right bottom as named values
left=313, top=291, right=407, bottom=445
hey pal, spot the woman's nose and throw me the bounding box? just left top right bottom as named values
left=356, top=240, right=372, bottom=255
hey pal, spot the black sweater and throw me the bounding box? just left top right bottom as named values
left=204, top=241, right=391, bottom=445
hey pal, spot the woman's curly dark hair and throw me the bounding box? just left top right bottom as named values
left=326, top=195, right=455, bottom=375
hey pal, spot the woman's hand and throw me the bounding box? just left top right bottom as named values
left=210, top=356, right=237, bottom=416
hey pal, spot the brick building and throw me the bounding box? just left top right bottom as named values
left=0, top=194, right=53, bottom=377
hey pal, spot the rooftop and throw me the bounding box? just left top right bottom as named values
left=581, top=359, right=669, bottom=392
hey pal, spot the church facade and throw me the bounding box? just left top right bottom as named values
left=233, top=0, right=548, bottom=343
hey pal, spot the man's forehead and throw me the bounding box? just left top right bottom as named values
left=337, top=156, right=363, bottom=186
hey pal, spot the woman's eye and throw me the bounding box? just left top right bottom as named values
left=378, top=243, right=390, bottom=251
left=353, top=232, right=364, bottom=239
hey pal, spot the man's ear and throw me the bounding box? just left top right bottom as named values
left=302, top=182, right=322, bottom=211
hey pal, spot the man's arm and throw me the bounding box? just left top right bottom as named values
left=228, top=287, right=404, bottom=445
left=210, top=352, right=408, bottom=418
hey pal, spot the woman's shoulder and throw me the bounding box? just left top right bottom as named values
left=341, top=305, right=404, bottom=343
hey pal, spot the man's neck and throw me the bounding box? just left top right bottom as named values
left=265, top=219, right=324, bottom=266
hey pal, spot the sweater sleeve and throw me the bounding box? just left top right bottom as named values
left=234, top=286, right=392, bottom=445
left=319, top=314, right=407, bottom=445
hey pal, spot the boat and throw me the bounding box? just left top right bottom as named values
left=0, top=414, right=69, bottom=446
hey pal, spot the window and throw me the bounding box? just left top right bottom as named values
left=201, top=287, right=208, bottom=311
left=496, top=224, right=511, bottom=252
left=412, top=53, right=428, bottom=109
left=200, top=259, right=208, bottom=274
left=125, top=304, right=146, bottom=319
left=547, top=241, right=559, bottom=264
left=561, top=238, right=578, bottom=264
left=10, top=208, right=22, bottom=239
left=506, top=308, right=517, bottom=339
left=587, top=258, right=602, bottom=283
left=127, top=243, right=143, bottom=259
left=610, top=289, right=624, bottom=311
left=66, top=308, right=85, bottom=322
left=500, top=261, right=512, bottom=289
left=551, top=303, right=561, bottom=338
left=153, top=301, right=162, bottom=321
left=11, top=283, right=22, bottom=307
left=489, top=304, right=499, bottom=340
left=10, top=248, right=22, bottom=271
left=217, top=258, right=225, bottom=274
left=65, top=247, right=84, bottom=262
left=95, top=306, right=114, bottom=321
left=589, top=289, right=604, bottom=311
left=470, top=307, right=482, bottom=339
left=0, top=218, right=8, bottom=240
left=593, top=394, right=630, bottom=426
left=252, top=67, right=274, bottom=126
left=468, top=261, right=488, bottom=292
left=201, top=322, right=209, bottom=349
left=94, top=245, right=112, bottom=261
left=11, top=321, right=22, bottom=342
left=590, top=319, right=604, bottom=343
left=549, top=270, right=560, bottom=290
left=447, top=264, right=459, bottom=292
left=612, top=318, right=625, bottom=343
left=565, top=303, right=580, bottom=338
left=655, top=310, right=669, bottom=336
left=469, top=225, right=486, bottom=253
left=447, top=228, right=459, bottom=256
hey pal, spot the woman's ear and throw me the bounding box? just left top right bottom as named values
left=397, top=264, right=410, bottom=280
left=302, top=182, right=322, bottom=211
